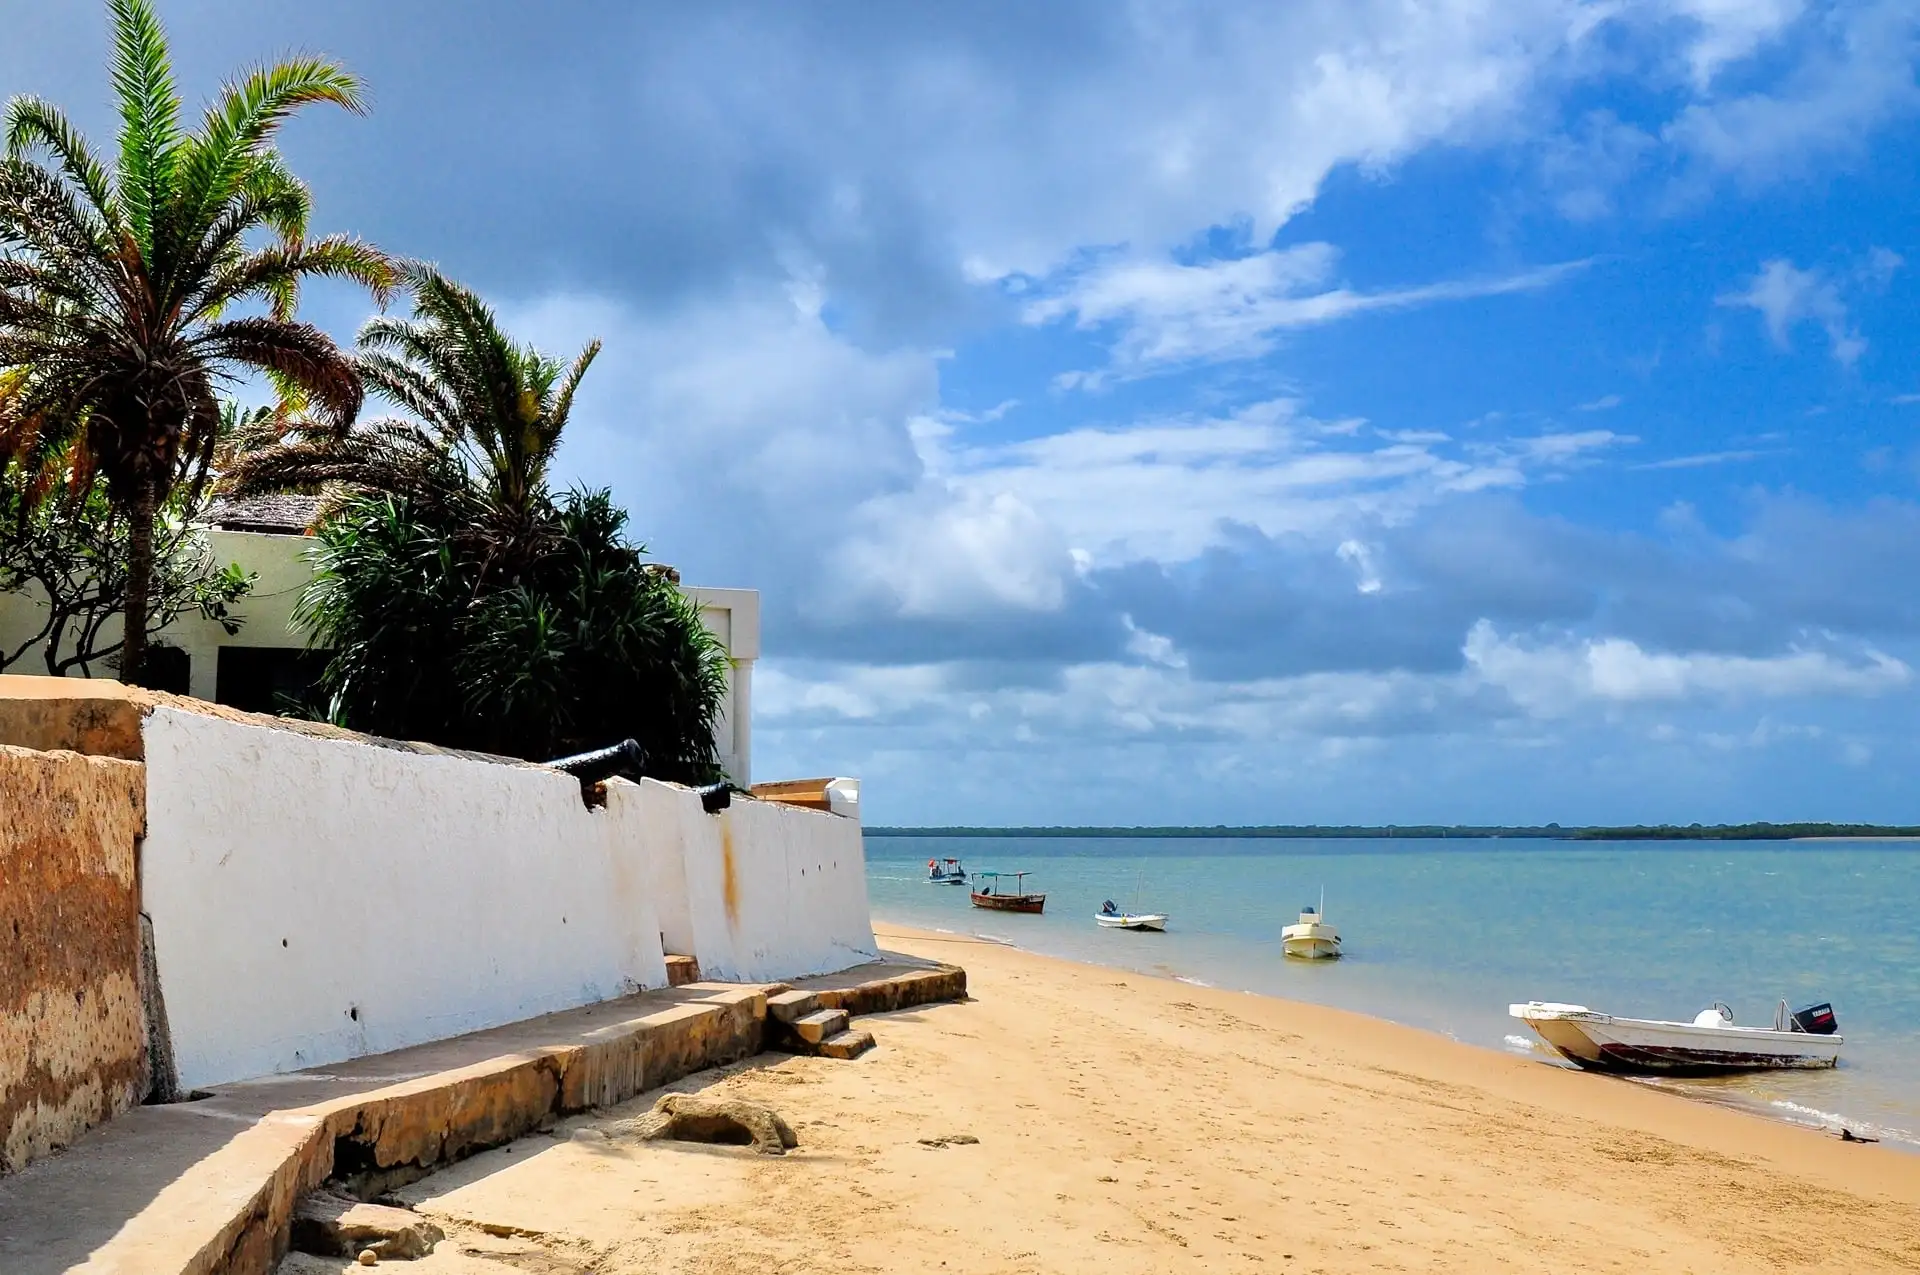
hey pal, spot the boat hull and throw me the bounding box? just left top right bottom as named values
left=972, top=892, right=1045, bottom=913
left=1096, top=913, right=1167, bottom=931
left=1510, top=1004, right=1842, bottom=1074
left=1281, top=921, right=1341, bottom=959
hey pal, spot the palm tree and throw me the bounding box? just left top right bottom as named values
left=226, top=266, right=601, bottom=579
left=0, top=0, right=392, bottom=684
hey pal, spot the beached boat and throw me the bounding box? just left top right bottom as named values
left=1509, top=999, right=1843, bottom=1074
left=926, top=857, right=968, bottom=885
left=1281, top=891, right=1341, bottom=959
left=971, top=871, right=1046, bottom=914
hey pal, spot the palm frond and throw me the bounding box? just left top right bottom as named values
left=189, top=234, right=395, bottom=324
left=4, top=96, right=118, bottom=224
left=107, top=0, right=182, bottom=259
left=173, top=56, right=364, bottom=243
left=192, top=316, right=361, bottom=427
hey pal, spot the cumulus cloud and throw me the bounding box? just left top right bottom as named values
left=1463, top=621, right=1910, bottom=711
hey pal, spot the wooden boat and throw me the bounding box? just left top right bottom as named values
left=971, top=871, right=1046, bottom=913
left=1510, top=1000, right=1843, bottom=1074
left=1281, top=889, right=1340, bottom=959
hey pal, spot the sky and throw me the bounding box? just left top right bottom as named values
left=5, top=1, right=1919, bottom=825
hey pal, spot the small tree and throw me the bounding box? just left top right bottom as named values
left=0, top=460, right=251, bottom=677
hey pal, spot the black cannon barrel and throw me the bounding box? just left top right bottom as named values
left=545, top=739, right=646, bottom=786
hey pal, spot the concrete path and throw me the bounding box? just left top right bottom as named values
left=0, top=957, right=962, bottom=1275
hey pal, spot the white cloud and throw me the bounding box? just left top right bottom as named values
left=1575, top=393, right=1624, bottom=411
left=1659, top=1, right=1920, bottom=184
left=1718, top=258, right=1868, bottom=365
left=1630, top=448, right=1779, bottom=470
left=1664, top=0, right=1807, bottom=91
left=1025, top=244, right=1589, bottom=375
left=920, top=398, right=1618, bottom=568
left=1463, top=620, right=1910, bottom=712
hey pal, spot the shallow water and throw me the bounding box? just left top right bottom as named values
left=866, top=836, right=1920, bottom=1148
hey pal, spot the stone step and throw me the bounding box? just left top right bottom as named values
left=817, top=1029, right=875, bottom=1060
left=663, top=954, right=700, bottom=987
left=765, top=989, right=822, bottom=1024
left=792, top=1008, right=849, bottom=1046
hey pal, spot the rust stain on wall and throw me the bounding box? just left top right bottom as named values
left=720, top=819, right=740, bottom=930
left=0, top=743, right=147, bottom=1174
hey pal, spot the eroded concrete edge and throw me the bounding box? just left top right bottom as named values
left=79, top=969, right=961, bottom=1274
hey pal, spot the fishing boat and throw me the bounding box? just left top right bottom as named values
left=1095, top=873, right=1168, bottom=930
left=1281, top=889, right=1340, bottom=959
left=970, top=871, right=1046, bottom=914
left=925, top=857, right=968, bottom=885
left=1509, top=999, right=1843, bottom=1074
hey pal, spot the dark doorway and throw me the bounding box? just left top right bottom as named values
left=144, top=645, right=192, bottom=696
left=215, top=646, right=331, bottom=716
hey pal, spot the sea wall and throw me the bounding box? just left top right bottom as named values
left=630, top=778, right=876, bottom=983
left=0, top=744, right=148, bottom=1173
left=139, top=707, right=671, bottom=1090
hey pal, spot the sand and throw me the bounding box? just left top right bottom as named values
left=282, top=923, right=1920, bottom=1274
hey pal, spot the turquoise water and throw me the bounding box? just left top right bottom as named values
left=866, top=836, right=1920, bottom=1147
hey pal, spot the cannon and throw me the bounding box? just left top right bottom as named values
left=545, top=739, right=734, bottom=813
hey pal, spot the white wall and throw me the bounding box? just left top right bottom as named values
left=140, top=706, right=671, bottom=1090
left=629, top=778, right=877, bottom=983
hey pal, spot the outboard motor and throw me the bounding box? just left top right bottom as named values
left=1790, top=1002, right=1838, bottom=1035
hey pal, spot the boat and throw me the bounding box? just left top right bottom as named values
left=1509, top=999, right=1843, bottom=1074
left=1095, top=873, right=1168, bottom=930
left=970, top=871, right=1046, bottom=914
left=1281, top=889, right=1340, bottom=959
left=925, top=857, right=968, bottom=885
left=1096, top=900, right=1168, bottom=931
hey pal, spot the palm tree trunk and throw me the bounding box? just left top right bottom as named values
left=120, top=476, right=156, bottom=687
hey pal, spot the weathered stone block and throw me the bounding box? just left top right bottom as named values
left=291, top=1192, right=443, bottom=1260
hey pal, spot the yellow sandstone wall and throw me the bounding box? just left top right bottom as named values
left=0, top=742, right=148, bottom=1174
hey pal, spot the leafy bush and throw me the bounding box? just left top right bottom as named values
left=297, top=488, right=730, bottom=782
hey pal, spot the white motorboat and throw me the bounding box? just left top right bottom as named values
left=1096, top=902, right=1168, bottom=931
left=1509, top=999, right=1843, bottom=1074
left=925, top=857, right=969, bottom=885
left=1281, top=891, right=1340, bottom=959
left=1095, top=874, right=1168, bottom=931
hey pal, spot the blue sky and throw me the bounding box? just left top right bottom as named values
left=7, top=2, right=1920, bottom=824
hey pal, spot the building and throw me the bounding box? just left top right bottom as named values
left=0, top=495, right=758, bottom=782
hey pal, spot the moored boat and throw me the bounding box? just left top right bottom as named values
left=1509, top=999, right=1843, bottom=1074
left=1096, top=900, right=1168, bottom=931
left=926, top=857, right=968, bottom=885
left=971, top=871, right=1046, bottom=913
left=1281, top=890, right=1340, bottom=959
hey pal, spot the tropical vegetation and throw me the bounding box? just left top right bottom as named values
left=0, top=0, right=727, bottom=778
left=0, top=0, right=391, bottom=684
left=232, top=268, right=729, bottom=777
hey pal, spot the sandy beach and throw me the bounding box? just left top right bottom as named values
left=286, top=922, right=1920, bottom=1274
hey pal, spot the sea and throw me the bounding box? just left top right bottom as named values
left=864, top=835, right=1920, bottom=1149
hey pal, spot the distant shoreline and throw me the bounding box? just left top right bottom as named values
left=867, top=823, right=1920, bottom=841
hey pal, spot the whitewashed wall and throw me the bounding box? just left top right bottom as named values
left=628, top=778, right=877, bottom=983
left=140, top=707, right=671, bottom=1090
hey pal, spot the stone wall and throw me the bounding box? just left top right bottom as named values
left=0, top=744, right=148, bottom=1174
